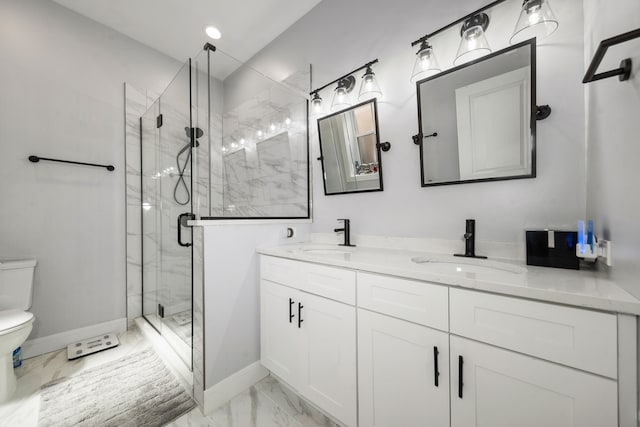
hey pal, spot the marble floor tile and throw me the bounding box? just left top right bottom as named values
left=208, top=385, right=301, bottom=427
left=175, top=375, right=345, bottom=427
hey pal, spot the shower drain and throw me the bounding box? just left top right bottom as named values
left=66, top=333, right=120, bottom=360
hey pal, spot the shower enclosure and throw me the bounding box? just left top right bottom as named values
left=138, top=45, right=310, bottom=370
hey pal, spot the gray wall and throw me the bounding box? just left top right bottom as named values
left=0, top=0, right=180, bottom=339
left=247, top=0, right=586, bottom=244
left=584, top=0, right=640, bottom=298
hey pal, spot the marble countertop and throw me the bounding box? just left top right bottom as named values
left=257, top=243, right=640, bottom=315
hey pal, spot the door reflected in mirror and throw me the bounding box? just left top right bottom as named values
left=317, top=99, right=384, bottom=195
left=417, top=39, right=536, bottom=186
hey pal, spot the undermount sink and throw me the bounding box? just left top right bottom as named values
left=302, top=248, right=354, bottom=255
left=411, top=256, right=527, bottom=275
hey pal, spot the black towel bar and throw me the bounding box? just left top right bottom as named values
left=583, top=28, right=640, bottom=84
left=28, top=155, right=115, bottom=172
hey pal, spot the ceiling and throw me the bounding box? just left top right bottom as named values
left=51, top=0, right=324, bottom=78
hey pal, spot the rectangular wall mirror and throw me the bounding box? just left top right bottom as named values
left=317, top=99, right=384, bottom=195
left=416, top=38, right=536, bottom=187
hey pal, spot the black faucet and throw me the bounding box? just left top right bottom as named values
left=334, top=219, right=356, bottom=247
left=454, top=219, right=487, bottom=259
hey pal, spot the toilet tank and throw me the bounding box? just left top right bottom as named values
left=0, top=259, right=37, bottom=311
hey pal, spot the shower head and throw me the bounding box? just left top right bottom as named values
left=184, top=127, right=204, bottom=139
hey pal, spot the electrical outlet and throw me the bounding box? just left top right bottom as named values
left=284, top=227, right=296, bottom=239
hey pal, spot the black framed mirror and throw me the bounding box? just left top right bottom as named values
left=317, top=99, right=386, bottom=195
left=416, top=38, right=537, bottom=187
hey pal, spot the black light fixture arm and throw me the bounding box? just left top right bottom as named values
left=310, top=58, right=379, bottom=95
left=410, top=0, right=508, bottom=46
left=583, top=28, right=640, bottom=84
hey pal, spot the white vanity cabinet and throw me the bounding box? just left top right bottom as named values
left=259, top=253, right=636, bottom=427
left=449, top=288, right=620, bottom=427
left=357, top=273, right=450, bottom=427
left=260, top=257, right=357, bottom=427
left=449, top=335, right=618, bottom=427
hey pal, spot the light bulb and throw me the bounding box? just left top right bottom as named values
left=240, top=138, right=245, bottom=146
left=528, top=7, right=542, bottom=25
left=231, top=142, right=237, bottom=149
left=411, top=40, right=441, bottom=83
left=222, top=146, right=227, bottom=153
left=270, top=123, right=276, bottom=132
left=285, top=117, right=291, bottom=126
left=257, top=130, right=263, bottom=138
left=311, top=92, right=323, bottom=114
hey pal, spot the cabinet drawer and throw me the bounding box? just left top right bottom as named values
left=450, top=288, right=617, bottom=378
left=299, top=263, right=356, bottom=305
left=261, top=256, right=300, bottom=288
left=357, top=273, right=448, bottom=331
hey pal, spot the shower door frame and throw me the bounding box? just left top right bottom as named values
left=139, top=58, right=196, bottom=371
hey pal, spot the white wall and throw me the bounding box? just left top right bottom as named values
left=247, top=0, right=586, bottom=247
left=0, top=0, right=180, bottom=340
left=202, top=223, right=311, bottom=387
left=584, top=0, right=640, bottom=298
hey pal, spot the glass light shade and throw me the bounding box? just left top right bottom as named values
left=510, top=0, right=559, bottom=45
left=410, top=42, right=441, bottom=83
left=358, top=68, right=382, bottom=100
left=454, top=25, right=491, bottom=66
left=331, top=83, right=351, bottom=111
left=311, top=92, right=323, bottom=114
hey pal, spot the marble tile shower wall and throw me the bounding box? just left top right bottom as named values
left=221, top=86, right=308, bottom=218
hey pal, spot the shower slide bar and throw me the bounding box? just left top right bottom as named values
left=28, top=155, right=115, bottom=172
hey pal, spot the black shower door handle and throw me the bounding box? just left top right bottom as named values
left=177, top=213, right=195, bottom=247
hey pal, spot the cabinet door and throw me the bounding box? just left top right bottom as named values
left=260, top=280, right=300, bottom=386
left=450, top=336, right=618, bottom=427
left=298, top=291, right=357, bottom=427
left=358, top=309, right=450, bottom=427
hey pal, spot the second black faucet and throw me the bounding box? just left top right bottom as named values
left=454, top=219, right=487, bottom=259
left=335, top=219, right=356, bottom=247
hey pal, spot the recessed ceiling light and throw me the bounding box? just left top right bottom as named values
left=205, top=26, right=222, bottom=40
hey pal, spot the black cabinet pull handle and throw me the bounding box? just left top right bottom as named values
left=458, top=355, right=464, bottom=399
left=298, top=303, right=304, bottom=328
left=434, top=346, right=440, bottom=387
left=289, top=298, right=295, bottom=323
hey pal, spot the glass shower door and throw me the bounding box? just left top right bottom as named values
left=141, top=60, right=194, bottom=368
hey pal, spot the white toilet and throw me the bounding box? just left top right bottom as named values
left=0, top=259, right=36, bottom=403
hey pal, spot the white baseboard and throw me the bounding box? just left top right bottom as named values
left=203, top=361, right=269, bottom=415
left=22, top=317, right=127, bottom=359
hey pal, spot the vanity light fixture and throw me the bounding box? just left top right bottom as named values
left=454, top=13, right=492, bottom=66
left=311, top=91, right=323, bottom=114
left=310, top=59, right=379, bottom=115
left=410, top=0, right=561, bottom=73
left=331, top=76, right=356, bottom=111
left=358, top=65, right=383, bottom=100
left=410, top=39, right=441, bottom=83
left=510, top=0, right=559, bottom=45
